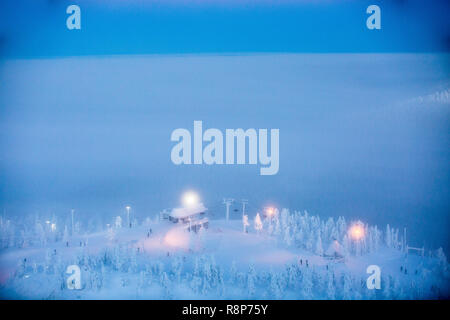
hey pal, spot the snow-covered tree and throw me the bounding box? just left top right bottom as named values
left=190, top=275, right=202, bottom=295
left=435, top=247, right=448, bottom=273
left=283, top=226, right=292, bottom=246
left=280, top=208, right=289, bottom=230
left=106, top=226, right=116, bottom=242
left=242, top=215, right=249, bottom=233
left=160, top=271, right=170, bottom=296
left=306, top=233, right=314, bottom=252
left=270, top=270, right=282, bottom=299
left=229, top=261, right=238, bottom=285
left=385, top=224, right=392, bottom=248
left=254, top=213, right=263, bottom=234
left=171, top=255, right=183, bottom=283
left=315, top=231, right=323, bottom=256
left=247, top=264, right=256, bottom=298
left=137, top=270, right=147, bottom=295
left=341, top=272, right=352, bottom=299
left=74, top=221, right=81, bottom=235
left=35, top=222, right=46, bottom=247
left=62, top=225, right=70, bottom=243
left=382, top=275, right=391, bottom=299
left=274, top=217, right=281, bottom=237
left=216, top=267, right=225, bottom=297
left=301, top=268, right=314, bottom=299
left=326, top=271, right=335, bottom=299
left=115, top=216, right=122, bottom=229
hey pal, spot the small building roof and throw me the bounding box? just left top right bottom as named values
left=169, top=203, right=207, bottom=219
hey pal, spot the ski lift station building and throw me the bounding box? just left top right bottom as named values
left=168, top=203, right=209, bottom=232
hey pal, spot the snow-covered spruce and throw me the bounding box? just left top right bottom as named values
left=0, top=209, right=448, bottom=299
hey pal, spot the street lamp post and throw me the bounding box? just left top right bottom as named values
left=223, top=199, right=234, bottom=222
left=126, top=206, right=131, bottom=228
left=241, top=199, right=248, bottom=220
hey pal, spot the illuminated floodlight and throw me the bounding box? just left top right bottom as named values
left=265, top=207, right=276, bottom=217
left=182, top=191, right=200, bottom=208
left=349, top=223, right=365, bottom=241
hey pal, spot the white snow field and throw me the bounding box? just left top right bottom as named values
left=0, top=210, right=448, bottom=299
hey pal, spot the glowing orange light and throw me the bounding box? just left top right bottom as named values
left=349, top=224, right=365, bottom=240
left=266, top=207, right=275, bottom=216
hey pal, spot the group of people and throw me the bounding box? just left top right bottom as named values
left=299, top=258, right=309, bottom=268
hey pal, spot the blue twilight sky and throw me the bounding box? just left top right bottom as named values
left=0, top=0, right=449, bottom=57
left=0, top=2, right=449, bottom=252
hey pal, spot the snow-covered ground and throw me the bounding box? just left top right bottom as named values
left=0, top=210, right=448, bottom=299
